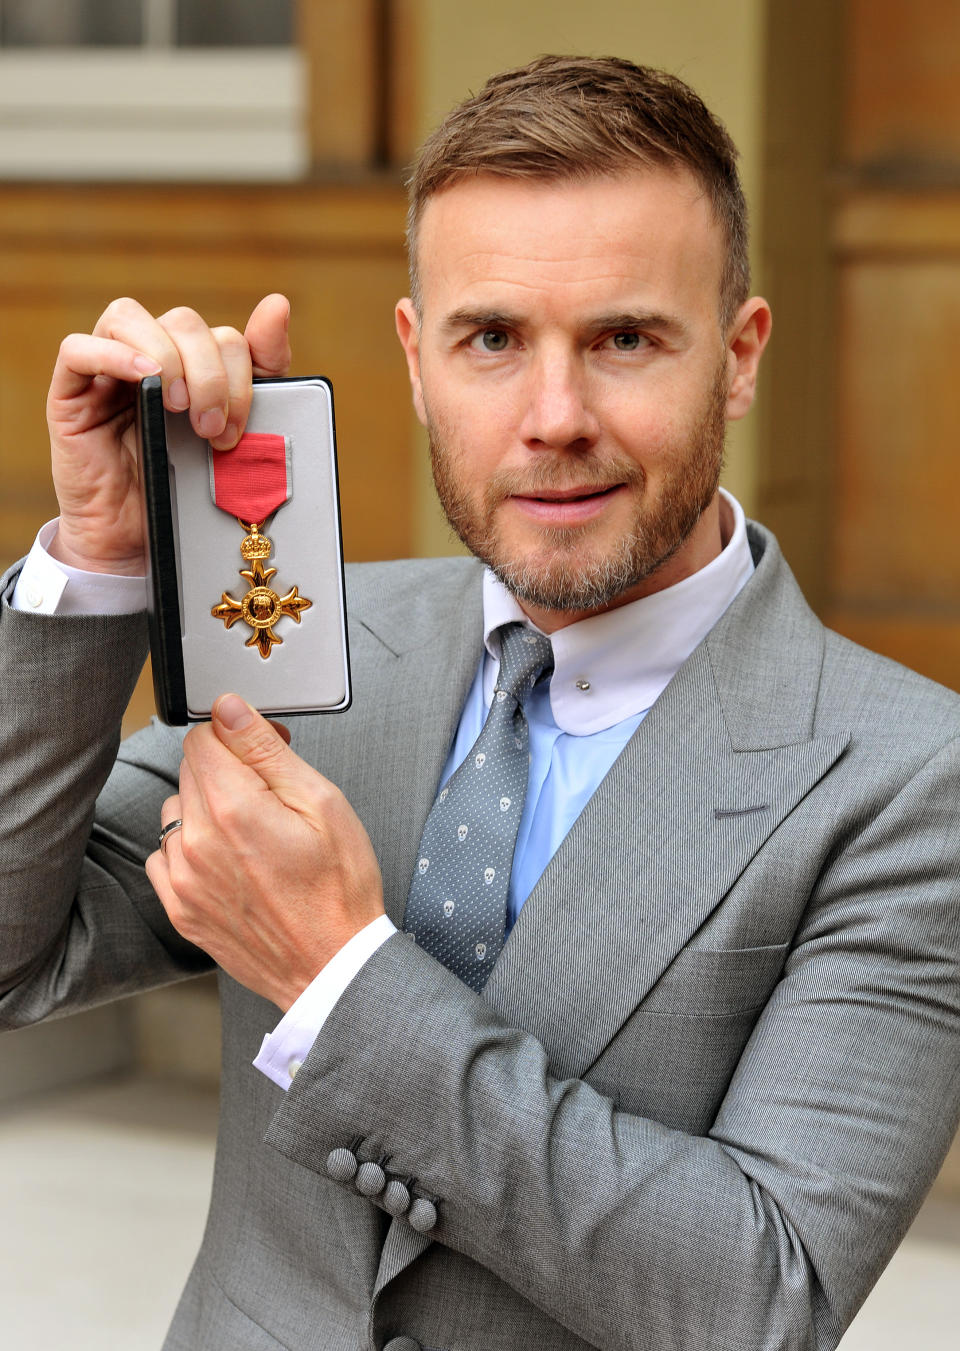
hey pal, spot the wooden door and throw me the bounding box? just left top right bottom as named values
left=827, top=1, right=960, bottom=690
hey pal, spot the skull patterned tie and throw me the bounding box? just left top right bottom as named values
left=403, top=622, right=554, bottom=992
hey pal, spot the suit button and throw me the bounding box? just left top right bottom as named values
left=383, top=1339, right=421, bottom=1351
left=407, top=1198, right=438, bottom=1233
left=382, top=1179, right=411, bottom=1216
left=325, top=1148, right=358, bottom=1183
left=355, top=1161, right=387, bottom=1196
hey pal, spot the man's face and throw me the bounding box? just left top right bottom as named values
left=396, top=169, right=769, bottom=630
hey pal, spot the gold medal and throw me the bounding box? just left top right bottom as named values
left=211, top=520, right=312, bottom=660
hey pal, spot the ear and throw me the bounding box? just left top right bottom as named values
left=724, top=297, right=772, bottom=421
left=395, top=297, right=428, bottom=426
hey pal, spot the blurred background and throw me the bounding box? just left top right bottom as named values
left=0, top=1, right=957, bottom=1344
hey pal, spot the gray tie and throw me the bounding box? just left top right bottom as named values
left=403, top=622, right=554, bottom=992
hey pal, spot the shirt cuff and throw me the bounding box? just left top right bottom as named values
left=253, top=913, right=397, bottom=1091
left=10, top=520, right=147, bottom=616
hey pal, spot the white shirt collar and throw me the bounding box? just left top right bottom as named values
left=481, top=488, right=754, bottom=735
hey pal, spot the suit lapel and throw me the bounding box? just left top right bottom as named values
left=483, top=645, right=848, bottom=1078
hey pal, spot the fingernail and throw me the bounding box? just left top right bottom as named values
left=134, top=355, right=162, bottom=376
left=168, top=377, right=189, bottom=410
left=216, top=694, right=253, bottom=730
left=210, top=422, right=240, bottom=451
left=198, top=407, right=227, bottom=438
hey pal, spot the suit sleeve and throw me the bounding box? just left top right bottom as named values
left=0, top=578, right=211, bottom=1028
left=264, top=736, right=960, bottom=1351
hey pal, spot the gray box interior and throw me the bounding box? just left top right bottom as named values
left=164, top=379, right=349, bottom=717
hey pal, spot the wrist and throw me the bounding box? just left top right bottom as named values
left=49, top=523, right=146, bottom=577
left=274, top=912, right=393, bottom=1014
left=273, top=972, right=318, bottom=1015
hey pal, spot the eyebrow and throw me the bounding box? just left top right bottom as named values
left=585, top=311, right=690, bottom=341
left=439, top=309, right=516, bottom=335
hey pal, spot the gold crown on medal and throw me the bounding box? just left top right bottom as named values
left=240, top=527, right=272, bottom=561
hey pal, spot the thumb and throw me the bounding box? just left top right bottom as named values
left=212, top=694, right=301, bottom=798
left=245, top=293, right=292, bottom=378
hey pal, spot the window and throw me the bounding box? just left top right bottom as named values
left=0, top=0, right=306, bottom=179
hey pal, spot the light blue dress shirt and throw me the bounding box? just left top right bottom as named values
left=440, top=665, right=648, bottom=930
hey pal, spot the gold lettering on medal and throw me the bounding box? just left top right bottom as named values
left=211, top=521, right=312, bottom=659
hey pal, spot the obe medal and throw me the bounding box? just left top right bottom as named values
left=208, top=432, right=312, bottom=660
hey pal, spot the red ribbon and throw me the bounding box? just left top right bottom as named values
left=210, top=432, right=289, bottom=522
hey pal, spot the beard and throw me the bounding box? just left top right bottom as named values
left=429, top=363, right=730, bottom=615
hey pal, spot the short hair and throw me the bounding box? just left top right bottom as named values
left=406, top=54, right=749, bottom=329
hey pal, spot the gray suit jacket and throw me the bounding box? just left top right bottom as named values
left=2, top=523, right=959, bottom=1351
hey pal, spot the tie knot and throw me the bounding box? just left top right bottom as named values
left=494, top=623, right=553, bottom=704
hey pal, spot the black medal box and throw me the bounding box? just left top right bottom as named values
left=136, top=374, right=351, bottom=724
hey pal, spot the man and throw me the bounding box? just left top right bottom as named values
left=1, top=55, right=959, bottom=1351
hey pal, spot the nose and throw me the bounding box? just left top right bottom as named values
left=518, top=348, right=600, bottom=450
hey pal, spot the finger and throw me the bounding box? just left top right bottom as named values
left=176, top=753, right=209, bottom=829
left=181, top=722, right=273, bottom=825
left=181, top=720, right=291, bottom=822
left=180, top=722, right=294, bottom=871
left=245, top=294, right=292, bottom=379
left=144, top=846, right=186, bottom=936
left=160, top=794, right=183, bottom=830
left=91, top=297, right=189, bottom=410
left=207, top=326, right=254, bottom=450
left=209, top=694, right=316, bottom=808
left=155, top=306, right=232, bottom=442
left=50, top=334, right=162, bottom=407
left=157, top=794, right=184, bottom=860
left=144, top=848, right=167, bottom=896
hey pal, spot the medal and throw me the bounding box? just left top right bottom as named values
left=208, top=432, right=311, bottom=659
left=211, top=518, right=311, bottom=659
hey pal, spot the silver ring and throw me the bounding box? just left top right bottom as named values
left=158, top=819, right=183, bottom=853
